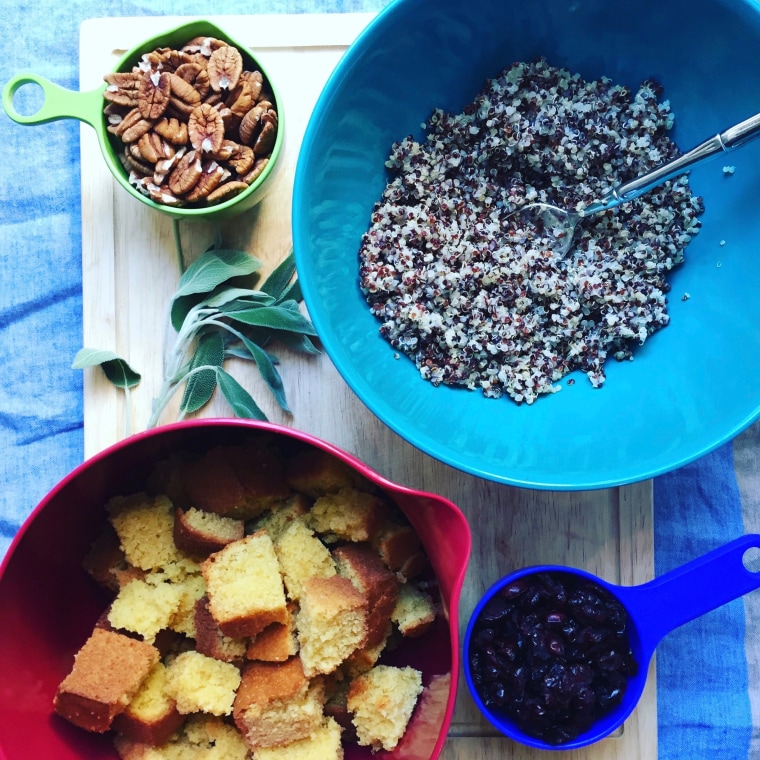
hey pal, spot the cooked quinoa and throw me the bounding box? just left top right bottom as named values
left=358, top=58, right=703, bottom=404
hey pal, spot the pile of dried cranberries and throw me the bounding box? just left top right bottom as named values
left=467, top=571, right=639, bottom=745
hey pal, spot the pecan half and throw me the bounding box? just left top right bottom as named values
left=184, top=160, right=227, bottom=202
left=153, top=117, right=188, bottom=146
left=168, top=149, right=203, bottom=195
left=208, top=44, right=243, bottom=91
left=103, top=72, right=140, bottom=107
left=188, top=103, right=225, bottom=154
left=137, top=132, right=175, bottom=164
left=107, top=107, right=153, bottom=143
left=206, top=179, right=249, bottom=204
left=137, top=71, right=171, bottom=120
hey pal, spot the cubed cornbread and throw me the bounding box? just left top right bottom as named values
left=246, top=602, right=298, bottom=662
left=83, top=523, right=144, bottom=592
left=173, top=507, right=245, bottom=559
left=194, top=596, right=247, bottom=664
left=307, top=488, right=387, bottom=543
left=182, top=444, right=291, bottom=520
left=115, top=714, right=248, bottom=760
left=251, top=716, right=344, bottom=760
left=372, top=521, right=423, bottom=574
left=54, top=628, right=159, bottom=733
left=222, top=442, right=292, bottom=516
left=112, top=662, right=184, bottom=746
left=166, top=573, right=206, bottom=638
left=341, top=629, right=391, bottom=679
left=108, top=576, right=184, bottom=643
left=250, top=493, right=310, bottom=542
left=391, top=583, right=436, bottom=638
left=181, top=446, right=250, bottom=518
left=333, top=542, right=398, bottom=647
left=202, top=531, right=288, bottom=638
left=347, top=664, right=423, bottom=751
left=285, top=446, right=369, bottom=497
left=233, top=657, right=325, bottom=748
left=297, top=576, right=367, bottom=677
left=274, top=519, right=336, bottom=600
left=107, top=494, right=190, bottom=571
left=164, top=650, right=241, bottom=716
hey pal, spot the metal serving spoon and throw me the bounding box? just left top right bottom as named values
left=513, top=110, right=760, bottom=255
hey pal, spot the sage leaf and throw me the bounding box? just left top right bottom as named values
left=266, top=330, right=321, bottom=355
left=278, top=278, right=303, bottom=304
left=220, top=304, right=318, bottom=335
left=203, top=288, right=275, bottom=310
left=180, top=330, right=224, bottom=414
left=72, top=348, right=141, bottom=389
left=236, top=336, right=290, bottom=412
left=171, top=248, right=262, bottom=330
left=216, top=367, right=267, bottom=420
left=261, top=250, right=296, bottom=300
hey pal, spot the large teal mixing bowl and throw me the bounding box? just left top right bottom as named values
left=293, top=0, right=760, bottom=490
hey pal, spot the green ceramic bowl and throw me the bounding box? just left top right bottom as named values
left=1, top=19, right=284, bottom=221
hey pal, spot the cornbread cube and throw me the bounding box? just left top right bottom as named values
left=115, top=714, right=248, bottom=760
left=194, top=596, right=247, bottom=664
left=173, top=506, right=245, bottom=559
left=168, top=573, right=207, bottom=638
left=274, top=519, right=336, bottom=600
left=107, top=494, right=188, bottom=571
left=83, top=524, right=143, bottom=592
left=246, top=603, right=298, bottom=663
left=223, top=442, right=292, bottom=515
left=307, top=488, right=387, bottom=543
left=333, top=542, right=398, bottom=647
left=164, top=651, right=241, bottom=716
left=372, top=521, right=423, bottom=573
left=233, top=657, right=325, bottom=748
left=341, top=629, right=391, bottom=679
left=249, top=493, right=310, bottom=542
left=297, top=575, right=367, bottom=677
left=112, top=662, right=184, bottom=745
left=108, top=577, right=184, bottom=643
left=347, top=664, right=423, bottom=751
left=181, top=446, right=250, bottom=518
left=285, top=446, right=369, bottom=496
left=251, top=716, right=344, bottom=759
left=202, top=532, right=288, bottom=638
left=391, top=583, right=436, bottom=638
left=53, top=628, right=159, bottom=733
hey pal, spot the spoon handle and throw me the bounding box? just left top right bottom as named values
left=581, top=111, right=760, bottom=216
left=617, top=534, right=760, bottom=657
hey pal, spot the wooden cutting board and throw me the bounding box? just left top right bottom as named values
left=79, top=14, right=656, bottom=759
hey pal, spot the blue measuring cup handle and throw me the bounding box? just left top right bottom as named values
left=615, top=534, right=760, bottom=659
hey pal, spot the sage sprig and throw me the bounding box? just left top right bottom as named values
left=147, top=242, right=318, bottom=427
left=76, top=241, right=319, bottom=432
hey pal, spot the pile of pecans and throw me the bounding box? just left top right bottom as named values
left=103, top=36, right=278, bottom=208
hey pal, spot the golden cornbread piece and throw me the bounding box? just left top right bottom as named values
left=250, top=492, right=310, bottom=542
left=173, top=506, right=244, bottom=559
left=285, top=446, right=370, bottom=497
left=274, top=519, right=336, bottom=601
left=246, top=602, right=298, bottom=663
left=164, top=650, right=241, bottom=716
left=347, top=664, right=423, bottom=752
left=112, top=662, right=184, bottom=746
left=53, top=628, right=159, bottom=733
left=251, top=716, right=344, bottom=760
left=307, top=487, right=387, bottom=543
left=391, top=582, right=436, bottom=638
left=108, top=576, right=184, bottom=644
left=194, top=596, right=247, bottom=664
left=107, top=493, right=188, bottom=571
left=296, top=575, right=367, bottom=677
left=333, top=542, right=398, bottom=648
left=202, top=531, right=288, bottom=638
left=233, top=657, right=326, bottom=749
left=115, top=714, right=248, bottom=759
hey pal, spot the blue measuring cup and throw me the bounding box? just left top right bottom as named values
left=463, top=534, right=760, bottom=750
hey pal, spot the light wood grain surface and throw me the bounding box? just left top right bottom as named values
left=79, top=14, right=656, bottom=758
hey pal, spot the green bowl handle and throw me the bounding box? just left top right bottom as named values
left=2, top=73, right=104, bottom=129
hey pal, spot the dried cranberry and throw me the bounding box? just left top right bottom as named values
left=468, top=571, right=638, bottom=745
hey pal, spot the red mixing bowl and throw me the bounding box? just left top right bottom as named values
left=0, top=419, right=471, bottom=760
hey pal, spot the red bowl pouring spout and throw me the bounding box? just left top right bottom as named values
left=0, top=419, right=471, bottom=760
